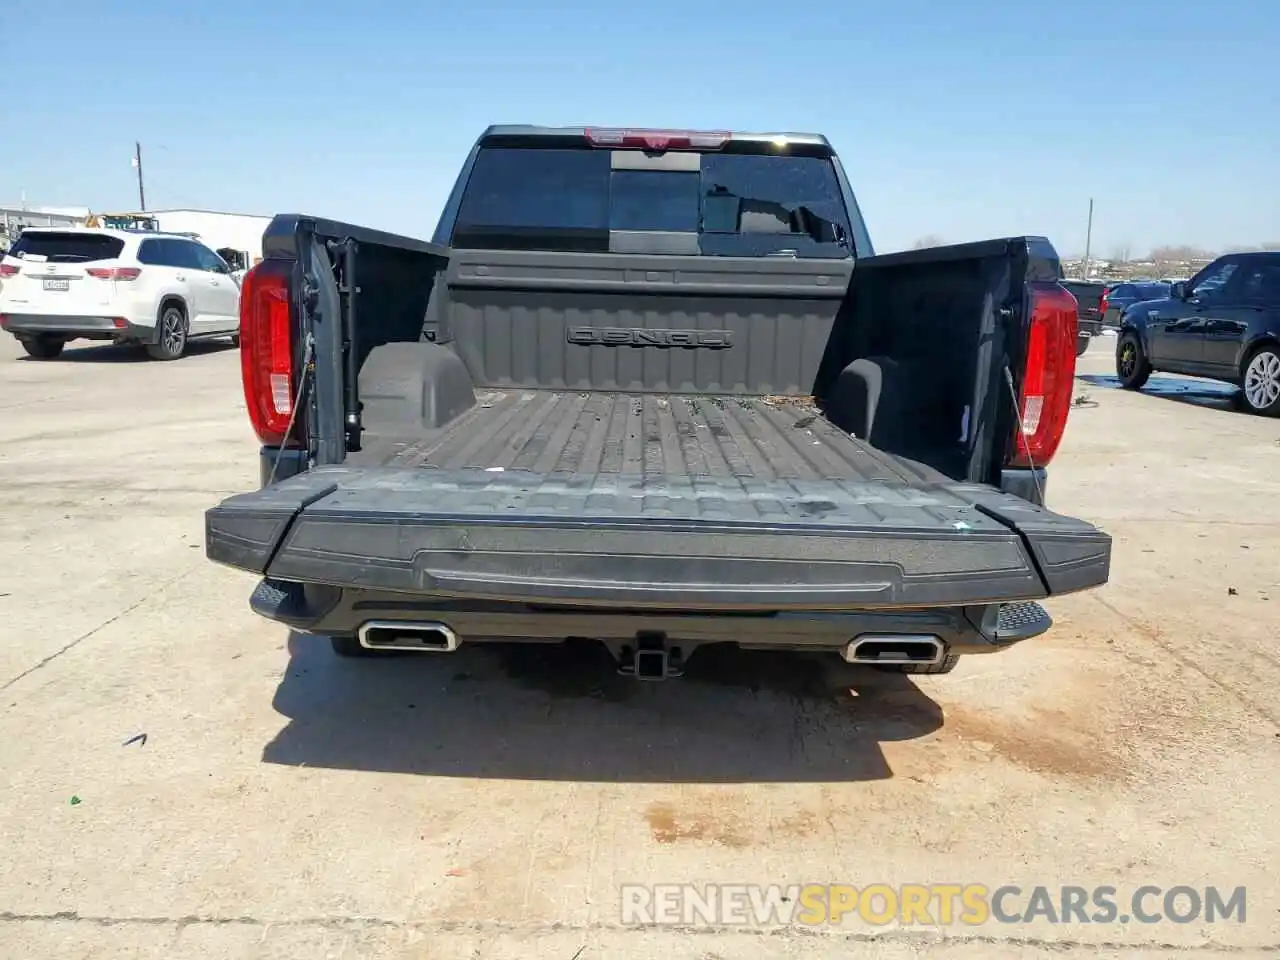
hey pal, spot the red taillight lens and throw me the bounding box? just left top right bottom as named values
left=239, top=260, right=298, bottom=446
left=86, top=266, right=142, bottom=281
left=1098, top=286, right=1110, bottom=316
left=1009, top=283, right=1078, bottom=469
left=0, top=263, right=19, bottom=277
left=584, top=128, right=730, bottom=151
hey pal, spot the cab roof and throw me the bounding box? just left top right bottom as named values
left=479, top=124, right=835, bottom=155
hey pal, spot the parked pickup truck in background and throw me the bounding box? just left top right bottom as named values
left=205, top=126, right=1111, bottom=679
left=1060, top=280, right=1107, bottom=355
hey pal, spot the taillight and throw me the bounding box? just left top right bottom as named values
left=239, top=259, right=298, bottom=446
left=584, top=128, right=730, bottom=151
left=0, top=263, right=19, bottom=277
left=86, top=266, right=142, bottom=281
left=1098, top=286, right=1110, bottom=317
left=1009, top=283, right=1078, bottom=469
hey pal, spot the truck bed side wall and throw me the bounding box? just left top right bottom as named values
left=347, top=245, right=447, bottom=373
left=261, top=216, right=453, bottom=473
left=814, top=241, right=1026, bottom=484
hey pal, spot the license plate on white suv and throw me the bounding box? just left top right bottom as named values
left=42, top=278, right=70, bottom=291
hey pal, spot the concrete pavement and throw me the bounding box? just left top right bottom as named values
left=0, top=335, right=1276, bottom=958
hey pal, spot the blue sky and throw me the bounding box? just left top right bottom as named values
left=4, top=0, right=1277, bottom=256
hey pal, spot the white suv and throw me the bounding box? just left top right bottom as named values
left=0, top=227, right=241, bottom=360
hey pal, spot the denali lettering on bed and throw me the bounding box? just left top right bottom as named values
left=566, top=326, right=734, bottom=348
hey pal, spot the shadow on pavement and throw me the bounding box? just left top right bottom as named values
left=263, top=634, right=944, bottom=783
left=1076, top=373, right=1241, bottom=413
left=18, top=339, right=237, bottom=363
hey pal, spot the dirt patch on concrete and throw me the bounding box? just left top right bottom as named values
left=643, top=799, right=820, bottom=849
left=645, top=800, right=751, bottom=849
left=939, top=704, right=1121, bottom=780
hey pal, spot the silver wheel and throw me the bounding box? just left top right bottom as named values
left=160, top=308, right=186, bottom=354
left=1243, top=349, right=1280, bottom=413
left=147, top=305, right=188, bottom=360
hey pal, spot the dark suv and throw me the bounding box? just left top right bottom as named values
left=1101, top=281, right=1170, bottom=329
left=1115, top=252, right=1280, bottom=415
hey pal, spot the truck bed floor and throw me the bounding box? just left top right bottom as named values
left=350, top=389, right=946, bottom=484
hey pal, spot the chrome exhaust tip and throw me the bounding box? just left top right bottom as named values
left=842, top=634, right=944, bottom=666
left=357, top=620, right=460, bottom=653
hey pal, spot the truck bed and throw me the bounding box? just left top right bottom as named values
left=350, top=389, right=945, bottom=485
left=207, top=389, right=1110, bottom=612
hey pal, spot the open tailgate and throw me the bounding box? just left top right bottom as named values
left=206, top=467, right=1109, bottom=610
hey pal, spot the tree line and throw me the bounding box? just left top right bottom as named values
left=912, top=237, right=1280, bottom=258
left=911, top=237, right=1279, bottom=276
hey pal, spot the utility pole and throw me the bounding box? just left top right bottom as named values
left=1081, top=198, right=1094, bottom=279
left=133, top=141, right=146, bottom=211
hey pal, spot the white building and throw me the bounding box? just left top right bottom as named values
left=1, top=204, right=272, bottom=269
left=150, top=209, right=272, bottom=272
left=0, top=204, right=92, bottom=249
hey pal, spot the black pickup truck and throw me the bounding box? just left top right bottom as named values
left=205, top=125, right=1110, bottom=678
left=1059, top=280, right=1107, bottom=355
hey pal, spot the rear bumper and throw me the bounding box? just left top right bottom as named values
left=1077, top=318, right=1103, bottom=337
left=1, top=313, right=154, bottom=342
left=248, top=578, right=1055, bottom=655
left=207, top=465, right=1111, bottom=612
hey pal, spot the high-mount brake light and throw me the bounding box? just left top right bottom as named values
left=584, top=128, right=731, bottom=151
left=1009, top=283, right=1078, bottom=469
left=239, top=259, right=298, bottom=447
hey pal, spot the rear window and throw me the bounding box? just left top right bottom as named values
left=1137, top=282, right=1170, bottom=298
left=451, top=146, right=853, bottom=258
left=1062, top=281, right=1104, bottom=296
left=9, top=232, right=124, bottom=263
